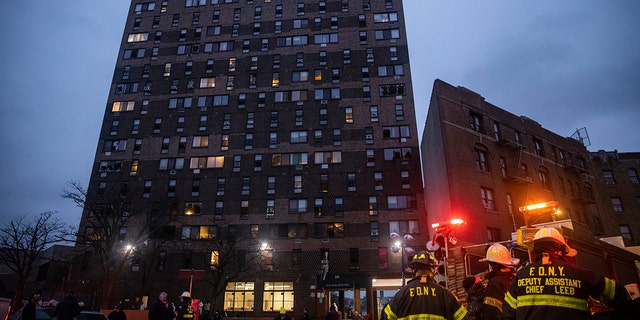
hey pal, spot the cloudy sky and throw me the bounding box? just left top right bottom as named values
left=1, top=1, right=639, bottom=228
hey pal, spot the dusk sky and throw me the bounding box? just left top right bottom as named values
left=1, top=1, right=639, bottom=229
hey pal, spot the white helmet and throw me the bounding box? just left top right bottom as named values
left=180, top=291, right=191, bottom=298
left=533, top=227, right=577, bottom=257
left=479, top=243, right=519, bottom=266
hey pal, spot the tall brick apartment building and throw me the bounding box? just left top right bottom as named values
left=71, top=1, right=425, bottom=318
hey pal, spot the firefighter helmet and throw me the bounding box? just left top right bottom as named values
left=479, top=243, right=520, bottom=266
left=180, top=291, right=191, bottom=298
left=410, top=251, right=436, bottom=269
left=532, top=227, right=577, bottom=257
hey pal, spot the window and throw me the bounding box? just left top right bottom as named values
left=272, top=153, right=308, bottom=166
left=289, top=199, right=307, bottom=213
left=184, top=202, right=202, bottom=216
left=291, top=131, right=308, bottom=143
left=374, top=28, right=400, bottom=40
left=481, top=187, right=495, bottom=210
left=189, top=156, right=224, bottom=169
left=487, top=227, right=501, bottom=242
left=620, top=225, right=633, bottom=240
left=379, top=84, right=404, bottom=97
left=378, top=65, right=403, bottom=77
left=476, top=149, right=489, bottom=172
left=192, top=136, right=209, bottom=148
left=314, top=151, right=342, bottom=164
left=158, top=158, right=184, bottom=171
left=199, top=77, right=216, bottom=88
left=533, top=139, right=545, bottom=157
left=387, top=195, right=416, bottom=209
left=315, top=223, right=344, bottom=237
left=127, top=33, right=149, bottom=43
left=262, top=282, right=294, bottom=312
left=373, top=12, right=398, bottom=23
left=382, top=126, right=410, bottom=139
left=611, top=197, right=624, bottom=212
left=383, top=148, right=412, bottom=161
left=266, top=200, right=275, bottom=219
left=538, top=169, right=551, bottom=190
left=470, top=111, right=483, bottom=132
left=603, top=170, right=616, bottom=185
left=112, top=101, right=135, bottom=112
left=314, top=88, right=340, bottom=100
left=389, top=220, right=419, bottom=235
left=224, top=282, right=255, bottom=312
left=499, top=157, right=507, bottom=177
left=628, top=169, right=639, bottom=184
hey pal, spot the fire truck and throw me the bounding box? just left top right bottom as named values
left=430, top=218, right=640, bottom=306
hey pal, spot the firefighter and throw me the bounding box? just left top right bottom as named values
left=381, top=251, right=467, bottom=320
left=479, top=243, right=519, bottom=320
left=503, top=227, right=631, bottom=319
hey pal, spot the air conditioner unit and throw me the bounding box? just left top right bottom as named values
left=321, top=163, right=329, bottom=169
left=321, top=99, right=328, bottom=104
left=170, top=170, right=177, bottom=175
left=365, top=134, right=373, bottom=140
left=371, top=230, right=379, bottom=236
left=143, top=86, right=151, bottom=91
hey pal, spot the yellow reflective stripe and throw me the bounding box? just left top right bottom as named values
left=504, top=291, right=517, bottom=309
left=601, top=277, right=616, bottom=303
left=516, top=294, right=588, bottom=311
left=453, top=306, right=467, bottom=320
left=398, top=314, right=447, bottom=320
left=383, top=304, right=397, bottom=320
left=484, top=296, right=503, bottom=312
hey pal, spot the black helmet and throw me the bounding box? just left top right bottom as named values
left=410, top=251, right=436, bottom=269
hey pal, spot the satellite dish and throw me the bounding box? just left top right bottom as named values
left=390, top=232, right=401, bottom=240
left=426, top=240, right=440, bottom=252
left=404, top=247, right=415, bottom=255
left=403, top=234, right=415, bottom=241
left=391, top=245, right=400, bottom=253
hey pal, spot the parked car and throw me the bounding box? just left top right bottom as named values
left=8, top=307, right=52, bottom=320
left=77, top=311, right=108, bottom=320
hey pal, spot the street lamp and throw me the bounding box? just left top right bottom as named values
left=390, top=233, right=415, bottom=286
left=426, top=219, right=465, bottom=289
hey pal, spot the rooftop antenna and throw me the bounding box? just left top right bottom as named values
left=570, top=127, right=591, bottom=147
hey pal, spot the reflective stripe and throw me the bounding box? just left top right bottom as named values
left=484, top=296, right=503, bottom=312
left=515, top=294, right=588, bottom=311
left=383, top=305, right=397, bottom=320
left=399, top=314, right=447, bottom=320
left=453, top=306, right=467, bottom=320
left=504, top=292, right=517, bottom=309
left=601, top=277, right=616, bottom=303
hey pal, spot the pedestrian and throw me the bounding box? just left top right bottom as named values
left=148, top=292, right=175, bottom=320
left=462, top=276, right=485, bottom=320
left=176, top=292, right=194, bottom=320
left=381, top=251, right=467, bottom=320
left=325, top=304, right=340, bottom=320
left=503, top=227, right=632, bottom=319
left=479, top=243, right=519, bottom=320
left=274, top=307, right=291, bottom=320
left=202, top=300, right=211, bottom=320
left=302, top=308, right=310, bottom=320
left=22, top=293, right=41, bottom=320
left=52, top=291, right=81, bottom=320
left=108, top=306, right=127, bottom=320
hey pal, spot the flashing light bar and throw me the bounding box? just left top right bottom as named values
left=519, top=201, right=558, bottom=212
left=431, top=218, right=465, bottom=230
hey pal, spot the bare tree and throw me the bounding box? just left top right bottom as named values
left=0, top=211, right=73, bottom=310
left=62, top=180, right=151, bottom=309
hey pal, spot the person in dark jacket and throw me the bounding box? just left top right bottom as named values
left=504, top=228, right=631, bottom=320
left=381, top=251, right=467, bottom=320
left=148, top=292, right=175, bottom=320
left=53, top=291, right=80, bottom=320
left=479, top=243, right=519, bottom=320
left=462, top=276, right=485, bottom=320
left=108, top=306, right=127, bottom=320
left=325, top=304, right=340, bottom=320
left=22, top=293, right=41, bottom=320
